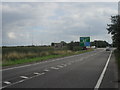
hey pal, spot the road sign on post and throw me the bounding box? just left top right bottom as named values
left=80, top=37, right=90, bottom=47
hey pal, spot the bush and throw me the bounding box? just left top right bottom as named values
left=114, top=49, right=120, bottom=69
left=73, top=46, right=83, bottom=51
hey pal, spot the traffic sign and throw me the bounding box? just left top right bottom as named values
left=80, top=37, right=90, bottom=47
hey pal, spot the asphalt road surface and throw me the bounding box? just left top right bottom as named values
left=1, top=48, right=119, bottom=89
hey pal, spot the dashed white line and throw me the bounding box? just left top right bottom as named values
left=20, top=76, right=28, bottom=79
left=43, top=69, right=49, bottom=72
left=57, top=65, right=64, bottom=68
left=34, top=72, right=40, bottom=75
left=39, top=72, right=45, bottom=75
left=2, top=79, right=25, bottom=89
left=18, top=80, right=25, bottom=83
left=3, top=81, right=11, bottom=85
left=2, top=72, right=46, bottom=89
left=50, top=67, right=59, bottom=70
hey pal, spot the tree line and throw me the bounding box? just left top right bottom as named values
left=107, top=15, right=120, bottom=50
left=51, top=40, right=110, bottom=51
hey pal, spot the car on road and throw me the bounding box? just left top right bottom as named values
left=106, top=47, right=110, bottom=51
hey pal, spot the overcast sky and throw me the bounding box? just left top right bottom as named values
left=2, top=2, right=118, bottom=46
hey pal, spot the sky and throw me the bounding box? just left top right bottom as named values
left=2, top=2, right=118, bottom=46
left=118, top=1, right=120, bottom=15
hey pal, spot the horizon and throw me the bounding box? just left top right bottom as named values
left=1, top=39, right=111, bottom=47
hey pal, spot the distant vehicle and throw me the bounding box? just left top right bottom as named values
left=91, top=46, right=96, bottom=49
left=82, top=47, right=87, bottom=50
left=106, top=47, right=110, bottom=51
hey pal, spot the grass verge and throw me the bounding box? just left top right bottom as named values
left=114, top=49, right=120, bottom=69
left=2, top=49, right=94, bottom=67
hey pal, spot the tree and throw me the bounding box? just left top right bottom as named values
left=67, top=41, right=74, bottom=50
left=67, top=41, right=82, bottom=51
left=60, top=41, right=67, bottom=46
left=51, top=42, right=54, bottom=46
left=107, top=15, right=120, bottom=50
left=91, top=40, right=109, bottom=48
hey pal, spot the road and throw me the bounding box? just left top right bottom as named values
left=1, top=48, right=118, bottom=89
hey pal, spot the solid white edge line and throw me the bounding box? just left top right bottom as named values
left=94, top=51, right=112, bottom=90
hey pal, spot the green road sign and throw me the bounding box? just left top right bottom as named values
left=80, top=37, right=90, bottom=47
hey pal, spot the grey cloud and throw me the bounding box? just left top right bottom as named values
left=2, top=2, right=117, bottom=46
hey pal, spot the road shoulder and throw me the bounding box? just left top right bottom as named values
left=100, top=51, right=118, bottom=89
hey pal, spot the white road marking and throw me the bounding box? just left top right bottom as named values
left=20, top=76, right=28, bottom=79
left=40, top=72, right=45, bottom=75
left=43, top=69, right=49, bottom=72
left=30, top=72, right=45, bottom=78
left=50, top=67, right=59, bottom=70
left=2, top=79, right=25, bottom=89
left=18, top=80, right=25, bottom=83
left=3, top=81, right=11, bottom=85
left=94, top=51, right=112, bottom=90
left=34, top=72, right=40, bottom=75
left=2, top=72, right=45, bottom=89
left=57, top=65, right=63, bottom=68
left=60, top=64, right=67, bottom=67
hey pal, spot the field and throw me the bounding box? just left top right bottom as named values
left=2, top=46, right=93, bottom=66
left=2, top=46, right=54, bottom=61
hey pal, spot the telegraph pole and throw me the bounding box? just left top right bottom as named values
left=31, top=31, right=34, bottom=46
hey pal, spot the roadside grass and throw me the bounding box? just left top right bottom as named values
left=2, top=49, right=94, bottom=67
left=114, top=49, right=120, bottom=69
left=2, top=46, right=55, bottom=61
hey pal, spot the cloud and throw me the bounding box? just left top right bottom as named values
left=118, top=1, right=120, bottom=15
left=2, top=2, right=118, bottom=46
left=8, top=32, right=16, bottom=39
